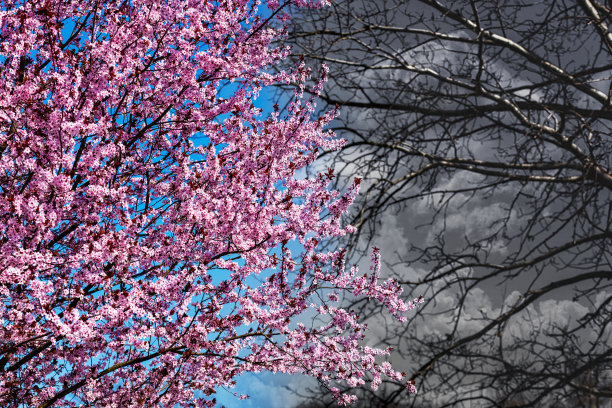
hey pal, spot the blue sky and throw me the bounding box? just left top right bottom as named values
left=214, top=372, right=312, bottom=408
left=211, top=86, right=316, bottom=408
left=211, top=3, right=322, bottom=403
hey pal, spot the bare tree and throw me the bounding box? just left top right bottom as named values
left=278, top=0, right=612, bottom=406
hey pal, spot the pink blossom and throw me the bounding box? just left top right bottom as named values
left=0, top=0, right=420, bottom=406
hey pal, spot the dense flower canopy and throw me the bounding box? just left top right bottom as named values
left=0, top=0, right=420, bottom=406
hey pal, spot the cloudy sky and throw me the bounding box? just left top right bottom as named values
left=214, top=1, right=612, bottom=406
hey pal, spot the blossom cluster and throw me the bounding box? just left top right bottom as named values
left=0, top=0, right=419, bottom=406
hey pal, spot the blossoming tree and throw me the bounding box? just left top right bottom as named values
left=0, top=0, right=420, bottom=406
